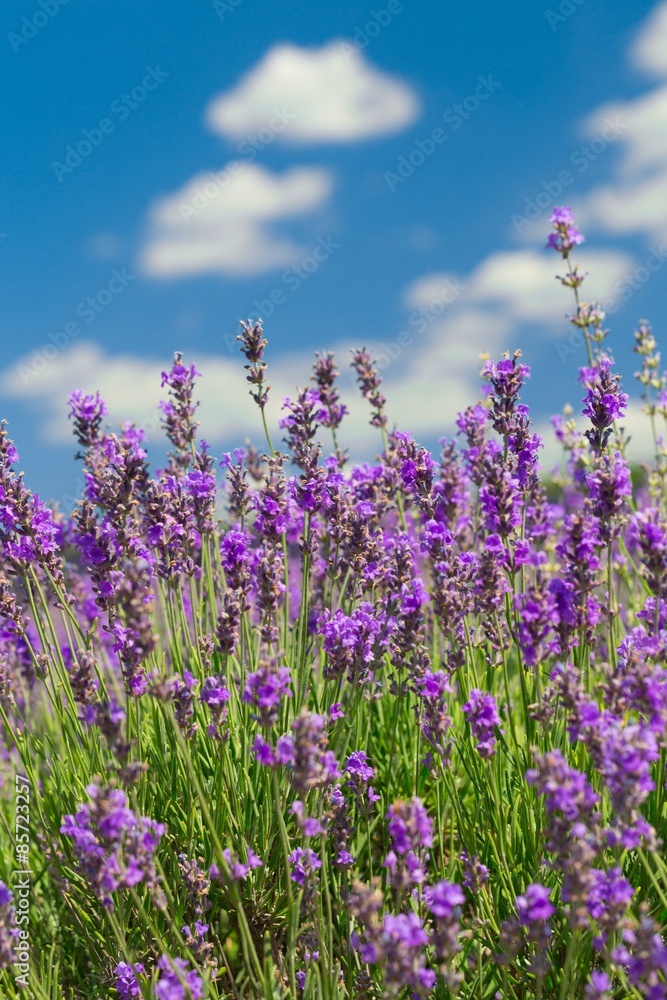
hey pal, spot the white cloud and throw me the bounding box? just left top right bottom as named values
left=573, top=4, right=667, bottom=244
left=3, top=257, right=655, bottom=469
left=404, top=248, right=633, bottom=326
left=577, top=165, right=667, bottom=236
left=469, top=249, right=633, bottom=322
left=507, top=5, right=667, bottom=251
left=141, top=163, right=334, bottom=278
left=1, top=341, right=288, bottom=447
left=584, top=84, right=667, bottom=177
left=576, top=82, right=667, bottom=243
left=205, top=42, right=419, bottom=143
left=631, top=0, right=667, bottom=78
left=0, top=326, right=482, bottom=461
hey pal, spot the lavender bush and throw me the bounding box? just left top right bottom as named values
left=1, top=210, right=667, bottom=998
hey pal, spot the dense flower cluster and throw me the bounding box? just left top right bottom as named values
left=2, top=208, right=667, bottom=998
left=60, top=784, right=165, bottom=909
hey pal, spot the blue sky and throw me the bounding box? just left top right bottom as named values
left=2, top=0, right=667, bottom=505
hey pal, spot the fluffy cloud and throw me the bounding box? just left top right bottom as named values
left=139, top=42, right=418, bottom=279
left=631, top=0, right=667, bottom=78
left=0, top=331, right=473, bottom=462
left=578, top=81, right=667, bottom=241
left=2, top=242, right=653, bottom=471
left=206, top=42, right=419, bottom=143
left=572, top=3, right=667, bottom=244
left=509, top=4, right=667, bottom=251
left=141, top=163, right=334, bottom=278
left=403, top=248, right=633, bottom=326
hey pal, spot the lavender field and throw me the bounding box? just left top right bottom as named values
left=0, top=210, right=666, bottom=999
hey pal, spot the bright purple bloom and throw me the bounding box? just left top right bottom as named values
left=580, top=358, right=629, bottom=452
left=243, top=664, right=291, bottom=727
left=114, top=962, right=145, bottom=999
left=68, top=390, right=108, bottom=447
left=426, top=880, right=464, bottom=918
left=154, top=954, right=203, bottom=1000
left=585, top=971, right=611, bottom=999
left=384, top=798, right=433, bottom=888
left=586, top=867, right=634, bottom=947
left=60, top=784, right=165, bottom=910
left=516, top=884, right=554, bottom=925
left=317, top=602, right=386, bottom=683
left=546, top=206, right=585, bottom=255
left=289, top=848, right=321, bottom=885
left=462, top=689, right=502, bottom=758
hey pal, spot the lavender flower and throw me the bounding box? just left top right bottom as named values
left=237, top=319, right=270, bottom=409
left=200, top=675, right=230, bottom=740
left=114, top=962, right=145, bottom=999
left=462, top=689, right=502, bottom=758
left=280, top=388, right=324, bottom=473
left=353, top=910, right=435, bottom=997
left=178, top=854, right=212, bottom=917
left=580, top=358, right=629, bottom=452
left=289, top=847, right=322, bottom=886
left=629, top=507, right=667, bottom=599
left=416, top=670, right=453, bottom=763
left=60, top=784, right=165, bottom=909
left=546, top=206, right=585, bottom=256
left=586, top=451, right=631, bottom=538
left=384, top=798, right=433, bottom=889
left=517, top=883, right=554, bottom=925
left=351, top=348, right=387, bottom=429
left=317, top=602, right=386, bottom=683
left=311, top=352, right=348, bottom=435
left=344, top=751, right=380, bottom=814
left=154, top=954, right=203, bottom=1000
left=0, top=880, right=19, bottom=968
left=586, top=867, right=634, bottom=948
left=243, top=662, right=291, bottom=727
left=68, top=390, right=107, bottom=448
left=585, top=971, right=612, bottom=999
left=611, top=907, right=667, bottom=998
left=210, top=847, right=263, bottom=883
left=160, top=354, right=201, bottom=475
left=459, top=850, right=490, bottom=893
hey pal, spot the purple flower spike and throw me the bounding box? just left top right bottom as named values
left=114, top=962, right=145, bottom=999
left=546, top=206, right=585, bottom=255
left=516, top=883, right=555, bottom=925
left=462, top=689, right=502, bottom=758
left=154, top=954, right=203, bottom=1000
